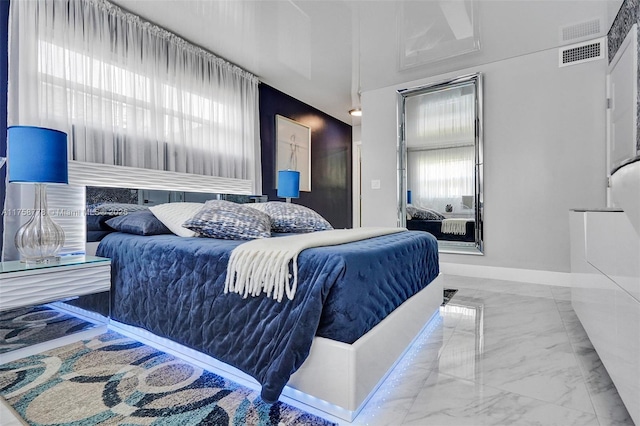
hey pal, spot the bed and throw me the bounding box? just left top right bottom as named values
left=91, top=227, right=441, bottom=420
left=69, top=162, right=443, bottom=421
left=407, top=218, right=476, bottom=242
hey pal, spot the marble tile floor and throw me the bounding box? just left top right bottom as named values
left=0, top=275, right=634, bottom=426
left=350, top=275, right=634, bottom=426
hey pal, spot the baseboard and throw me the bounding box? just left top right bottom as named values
left=439, top=262, right=571, bottom=287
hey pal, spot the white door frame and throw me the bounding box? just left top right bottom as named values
left=606, top=23, right=638, bottom=207
left=352, top=140, right=362, bottom=227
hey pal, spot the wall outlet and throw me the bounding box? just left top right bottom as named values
left=371, top=179, right=381, bottom=190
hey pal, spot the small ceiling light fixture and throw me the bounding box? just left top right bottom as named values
left=350, top=6, right=363, bottom=120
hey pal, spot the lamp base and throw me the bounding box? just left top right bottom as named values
left=15, top=184, right=65, bottom=263
left=21, top=256, right=62, bottom=265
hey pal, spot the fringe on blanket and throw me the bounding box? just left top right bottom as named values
left=224, top=247, right=300, bottom=302
left=224, top=227, right=405, bottom=302
left=441, top=218, right=469, bottom=235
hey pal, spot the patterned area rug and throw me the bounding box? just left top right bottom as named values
left=0, top=305, right=96, bottom=354
left=0, top=331, right=337, bottom=425
left=442, top=288, right=458, bottom=306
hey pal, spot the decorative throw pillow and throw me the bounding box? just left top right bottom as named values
left=182, top=200, right=272, bottom=240
left=149, top=202, right=204, bottom=237
left=248, top=201, right=333, bottom=233
left=406, top=205, right=446, bottom=221
left=105, top=210, right=172, bottom=236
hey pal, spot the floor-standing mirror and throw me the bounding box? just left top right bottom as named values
left=397, top=73, right=483, bottom=254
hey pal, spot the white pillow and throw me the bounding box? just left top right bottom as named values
left=149, top=202, right=204, bottom=237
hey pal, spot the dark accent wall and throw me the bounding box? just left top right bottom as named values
left=1, top=0, right=9, bottom=254
left=259, top=84, right=353, bottom=229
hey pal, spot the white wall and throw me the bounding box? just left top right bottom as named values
left=361, top=46, right=607, bottom=273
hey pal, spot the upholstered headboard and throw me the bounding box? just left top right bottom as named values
left=67, top=161, right=256, bottom=256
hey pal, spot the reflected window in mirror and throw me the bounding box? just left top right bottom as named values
left=398, top=73, right=483, bottom=254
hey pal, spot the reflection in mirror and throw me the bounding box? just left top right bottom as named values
left=397, top=73, right=483, bottom=254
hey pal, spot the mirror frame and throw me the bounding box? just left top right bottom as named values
left=397, top=73, right=484, bottom=255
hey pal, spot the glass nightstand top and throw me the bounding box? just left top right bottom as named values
left=0, top=255, right=110, bottom=275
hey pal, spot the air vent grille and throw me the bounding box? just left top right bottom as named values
left=561, top=19, right=601, bottom=43
left=563, top=43, right=600, bottom=63
left=559, top=38, right=605, bottom=67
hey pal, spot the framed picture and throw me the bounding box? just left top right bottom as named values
left=276, top=115, right=311, bottom=192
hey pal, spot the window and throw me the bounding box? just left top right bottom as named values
left=10, top=0, right=260, bottom=183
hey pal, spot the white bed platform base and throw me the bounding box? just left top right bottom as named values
left=109, top=274, right=444, bottom=422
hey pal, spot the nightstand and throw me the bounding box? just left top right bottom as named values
left=0, top=256, right=111, bottom=312
left=0, top=256, right=111, bottom=363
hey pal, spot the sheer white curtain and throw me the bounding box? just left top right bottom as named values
left=406, top=86, right=474, bottom=148
left=407, top=146, right=474, bottom=213
left=8, top=0, right=260, bottom=182
left=3, top=0, right=261, bottom=260
left=406, top=85, right=475, bottom=214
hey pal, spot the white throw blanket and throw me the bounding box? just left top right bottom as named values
left=441, top=218, right=471, bottom=235
left=224, top=227, right=406, bottom=302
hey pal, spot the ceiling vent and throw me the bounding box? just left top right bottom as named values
left=560, top=18, right=602, bottom=44
left=559, top=37, right=605, bottom=67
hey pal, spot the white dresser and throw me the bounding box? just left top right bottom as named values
left=570, top=209, right=640, bottom=424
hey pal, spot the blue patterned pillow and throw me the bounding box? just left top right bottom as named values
left=105, top=210, right=172, bottom=236
left=248, top=202, right=333, bottom=233
left=406, top=205, right=445, bottom=220
left=182, top=200, right=272, bottom=240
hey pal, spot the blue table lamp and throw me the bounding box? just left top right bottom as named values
left=277, top=170, right=300, bottom=203
left=8, top=126, right=68, bottom=263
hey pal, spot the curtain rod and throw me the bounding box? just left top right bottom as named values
left=87, top=0, right=259, bottom=83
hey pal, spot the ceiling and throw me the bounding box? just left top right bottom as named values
left=112, top=0, right=623, bottom=125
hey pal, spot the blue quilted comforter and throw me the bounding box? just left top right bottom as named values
left=97, top=230, right=439, bottom=403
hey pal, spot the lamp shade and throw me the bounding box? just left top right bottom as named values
left=277, top=170, right=300, bottom=199
left=8, top=126, right=68, bottom=184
